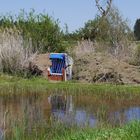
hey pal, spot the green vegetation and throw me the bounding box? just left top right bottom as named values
left=0, top=9, right=64, bottom=52
left=53, top=121, right=140, bottom=140
left=0, top=74, right=140, bottom=96
left=0, top=7, right=133, bottom=54
left=6, top=120, right=140, bottom=140
left=134, top=18, right=140, bottom=40
left=0, top=3, right=140, bottom=140
left=0, top=10, right=70, bottom=75
left=68, top=7, right=132, bottom=44
left=0, top=75, right=140, bottom=139
left=133, top=44, right=140, bottom=65
left=0, top=7, right=138, bottom=77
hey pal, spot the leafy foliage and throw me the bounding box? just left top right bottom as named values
left=133, top=44, right=140, bottom=65
left=134, top=19, right=140, bottom=40
left=0, top=9, right=64, bottom=53
left=71, top=7, right=132, bottom=44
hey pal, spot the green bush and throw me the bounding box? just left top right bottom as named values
left=0, top=9, right=64, bottom=53
left=134, top=19, right=140, bottom=40
left=134, top=44, right=140, bottom=65
left=70, top=7, right=132, bottom=45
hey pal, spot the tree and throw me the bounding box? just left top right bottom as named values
left=0, top=10, right=63, bottom=53
left=95, top=0, right=113, bottom=17
left=74, top=6, right=131, bottom=43
left=134, top=19, right=140, bottom=40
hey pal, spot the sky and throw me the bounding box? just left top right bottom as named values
left=0, top=0, right=139, bottom=32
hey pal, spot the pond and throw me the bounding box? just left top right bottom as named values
left=0, top=92, right=140, bottom=131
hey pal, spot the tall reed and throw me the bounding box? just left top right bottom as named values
left=0, top=29, right=35, bottom=74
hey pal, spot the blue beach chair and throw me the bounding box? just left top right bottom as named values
left=47, top=53, right=73, bottom=81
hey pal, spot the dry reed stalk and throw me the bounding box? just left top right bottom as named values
left=74, top=40, right=95, bottom=57
left=0, top=28, right=36, bottom=73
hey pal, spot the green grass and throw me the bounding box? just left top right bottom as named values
left=53, top=121, right=140, bottom=140
left=0, top=74, right=140, bottom=96
left=7, top=121, right=140, bottom=140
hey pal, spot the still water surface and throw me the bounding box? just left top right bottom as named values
left=0, top=93, right=140, bottom=128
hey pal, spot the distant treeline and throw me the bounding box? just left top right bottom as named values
left=0, top=8, right=140, bottom=76
left=0, top=7, right=136, bottom=53
left=0, top=9, right=66, bottom=53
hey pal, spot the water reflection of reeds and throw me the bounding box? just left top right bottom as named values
left=0, top=89, right=140, bottom=138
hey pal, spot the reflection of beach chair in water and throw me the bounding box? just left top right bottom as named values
left=47, top=53, right=73, bottom=81
left=48, top=95, right=73, bottom=113
left=49, top=95, right=66, bottom=111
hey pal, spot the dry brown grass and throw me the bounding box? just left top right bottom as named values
left=72, top=40, right=140, bottom=84
left=72, top=39, right=136, bottom=61
left=72, top=39, right=95, bottom=57
left=0, top=28, right=36, bottom=73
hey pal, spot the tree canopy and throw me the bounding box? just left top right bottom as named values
left=134, top=19, right=140, bottom=40
left=0, top=10, right=64, bottom=53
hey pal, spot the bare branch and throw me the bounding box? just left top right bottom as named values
left=95, top=0, right=112, bottom=17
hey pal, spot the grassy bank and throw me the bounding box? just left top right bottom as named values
left=0, top=74, right=140, bottom=96
left=1, top=74, right=140, bottom=140
left=7, top=121, right=140, bottom=140
left=53, top=121, right=140, bottom=140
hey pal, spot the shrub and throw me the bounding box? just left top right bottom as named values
left=71, top=6, right=132, bottom=47
left=133, top=44, right=140, bottom=65
left=0, top=28, right=35, bottom=74
left=0, top=9, right=63, bottom=53
left=134, top=19, right=140, bottom=40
